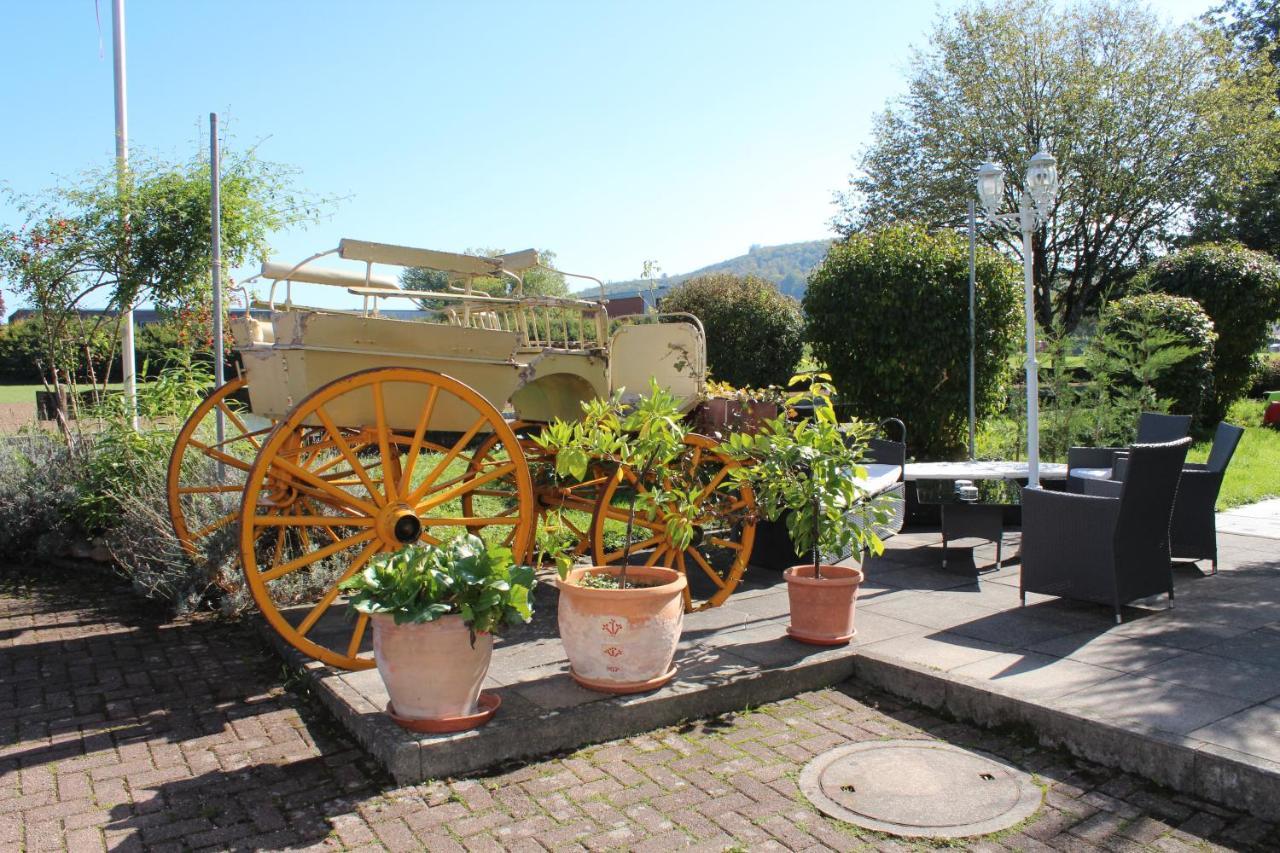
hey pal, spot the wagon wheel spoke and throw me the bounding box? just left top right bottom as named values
left=416, top=462, right=517, bottom=515
left=398, top=385, right=440, bottom=499
left=264, top=454, right=380, bottom=517
left=186, top=440, right=253, bottom=473
left=192, top=511, right=237, bottom=540
left=346, top=613, right=370, bottom=660
left=296, top=540, right=383, bottom=637
left=178, top=484, right=244, bottom=495
left=407, top=414, right=491, bottom=504
left=313, top=407, right=385, bottom=506
left=259, top=530, right=378, bottom=583
left=600, top=534, right=665, bottom=565
left=372, top=383, right=397, bottom=502
left=685, top=546, right=726, bottom=589
left=215, top=402, right=261, bottom=449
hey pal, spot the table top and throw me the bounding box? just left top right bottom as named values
left=903, top=460, right=1068, bottom=481
left=914, top=478, right=1025, bottom=507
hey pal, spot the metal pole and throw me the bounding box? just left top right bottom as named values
left=112, top=0, right=137, bottom=429
left=210, top=114, right=225, bottom=463
left=1019, top=196, right=1040, bottom=489
left=968, top=201, right=977, bottom=460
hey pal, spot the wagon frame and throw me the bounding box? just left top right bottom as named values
left=166, top=239, right=759, bottom=670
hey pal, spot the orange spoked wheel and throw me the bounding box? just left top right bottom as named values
left=464, top=421, right=607, bottom=561
left=589, top=433, right=757, bottom=612
left=166, top=377, right=275, bottom=588
left=238, top=367, right=535, bottom=670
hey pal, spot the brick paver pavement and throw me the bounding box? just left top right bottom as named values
left=4, top=566, right=1280, bottom=852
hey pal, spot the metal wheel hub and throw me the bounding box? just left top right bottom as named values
left=376, top=502, right=422, bottom=546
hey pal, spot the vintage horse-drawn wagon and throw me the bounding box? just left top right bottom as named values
left=166, top=239, right=760, bottom=670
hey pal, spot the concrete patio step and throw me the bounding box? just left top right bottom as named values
left=272, top=528, right=1280, bottom=822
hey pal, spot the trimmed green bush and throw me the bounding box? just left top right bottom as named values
left=660, top=273, right=803, bottom=389
left=1135, top=243, right=1280, bottom=421
left=1096, top=293, right=1217, bottom=421
left=804, top=222, right=1022, bottom=458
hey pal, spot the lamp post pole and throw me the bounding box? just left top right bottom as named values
left=1017, top=194, right=1040, bottom=488
left=976, top=144, right=1058, bottom=490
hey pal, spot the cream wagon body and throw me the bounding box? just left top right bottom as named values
left=167, top=239, right=758, bottom=670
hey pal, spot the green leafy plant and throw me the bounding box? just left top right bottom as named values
left=533, top=379, right=706, bottom=588
left=660, top=273, right=804, bottom=388
left=339, top=534, right=534, bottom=640
left=805, top=222, right=1022, bottom=458
left=722, top=372, right=889, bottom=578
left=1134, top=243, right=1280, bottom=420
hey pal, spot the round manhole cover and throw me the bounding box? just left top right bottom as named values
left=799, top=740, right=1042, bottom=839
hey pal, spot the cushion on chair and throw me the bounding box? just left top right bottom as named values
left=1068, top=467, right=1113, bottom=482
left=854, top=464, right=903, bottom=497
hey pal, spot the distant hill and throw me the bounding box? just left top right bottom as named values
left=586, top=239, right=832, bottom=300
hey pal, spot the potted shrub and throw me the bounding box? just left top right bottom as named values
left=698, top=380, right=784, bottom=439
left=723, top=372, right=889, bottom=645
left=534, top=380, right=711, bottom=693
left=339, top=534, right=534, bottom=732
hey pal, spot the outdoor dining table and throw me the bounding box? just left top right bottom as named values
left=903, top=461, right=1068, bottom=573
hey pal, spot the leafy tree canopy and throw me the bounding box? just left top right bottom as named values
left=0, top=147, right=328, bottom=388
left=834, top=0, right=1277, bottom=330
left=1192, top=0, right=1280, bottom=254
left=401, top=248, right=567, bottom=305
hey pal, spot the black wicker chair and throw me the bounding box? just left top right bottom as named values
left=1066, top=412, right=1192, bottom=493
left=1021, top=437, right=1191, bottom=623
left=1169, top=422, right=1245, bottom=574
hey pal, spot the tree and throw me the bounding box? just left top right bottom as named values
left=0, top=148, right=326, bottom=395
left=1192, top=0, right=1280, bottom=254
left=834, top=0, right=1274, bottom=331
left=400, top=248, right=567, bottom=307
left=804, top=223, right=1022, bottom=458
left=660, top=273, right=804, bottom=388
left=1133, top=242, right=1280, bottom=421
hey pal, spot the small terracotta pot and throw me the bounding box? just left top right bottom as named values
left=371, top=613, right=493, bottom=724
left=556, top=566, right=686, bottom=693
left=784, top=563, right=864, bottom=646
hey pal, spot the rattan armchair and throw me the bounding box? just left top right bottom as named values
left=1066, top=412, right=1191, bottom=493
left=1022, top=437, right=1191, bottom=623
left=1170, top=422, right=1245, bottom=574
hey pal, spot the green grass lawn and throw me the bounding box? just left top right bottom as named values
left=0, top=383, right=123, bottom=404
left=1188, top=399, right=1280, bottom=510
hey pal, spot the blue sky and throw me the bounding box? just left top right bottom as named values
left=1, top=0, right=1212, bottom=309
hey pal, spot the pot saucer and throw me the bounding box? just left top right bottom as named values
left=570, top=666, right=677, bottom=694
left=786, top=626, right=857, bottom=647
left=386, top=692, right=501, bottom=733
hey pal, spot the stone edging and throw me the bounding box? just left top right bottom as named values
left=852, top=649, right=1280, bottom=823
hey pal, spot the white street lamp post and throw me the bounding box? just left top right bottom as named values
left=976, top=144, right=1058, bottom=489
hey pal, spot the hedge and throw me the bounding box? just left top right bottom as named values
left=804, top=222, right=1022, bottom=458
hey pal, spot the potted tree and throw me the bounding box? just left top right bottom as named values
left=723, top=372, right=889, bottom=645
left=339, top=534, right=535, bottom=732
left=534, top=380, right=710, bottom=694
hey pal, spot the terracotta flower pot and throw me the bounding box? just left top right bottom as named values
left=556, top=566, right=687, bottom=694
left=784, top=563, right=864, bottom=646
left=371, top=613, right=493, bottom=725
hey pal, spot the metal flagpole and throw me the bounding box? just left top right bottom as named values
left=968, top=201, right=977, bottom=461
left=111, top=0, right=137, bottom=429
left=210, top=114, right=225, bottom=463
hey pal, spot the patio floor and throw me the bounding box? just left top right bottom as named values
left=277, top=516, right=1280, bottom=820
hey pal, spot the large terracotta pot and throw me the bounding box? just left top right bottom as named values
left=784, top=563, right=864, bottom=646
left=371, top=613, right=492, bottom=721
left=556, top=566, right=686, bottom=694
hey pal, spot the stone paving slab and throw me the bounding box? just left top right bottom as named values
left=278, top=522, right=1280, bottom=823
left=1217, top=498, right=1280, bottom=539
left=7, top=569, right=1280, bottom=851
